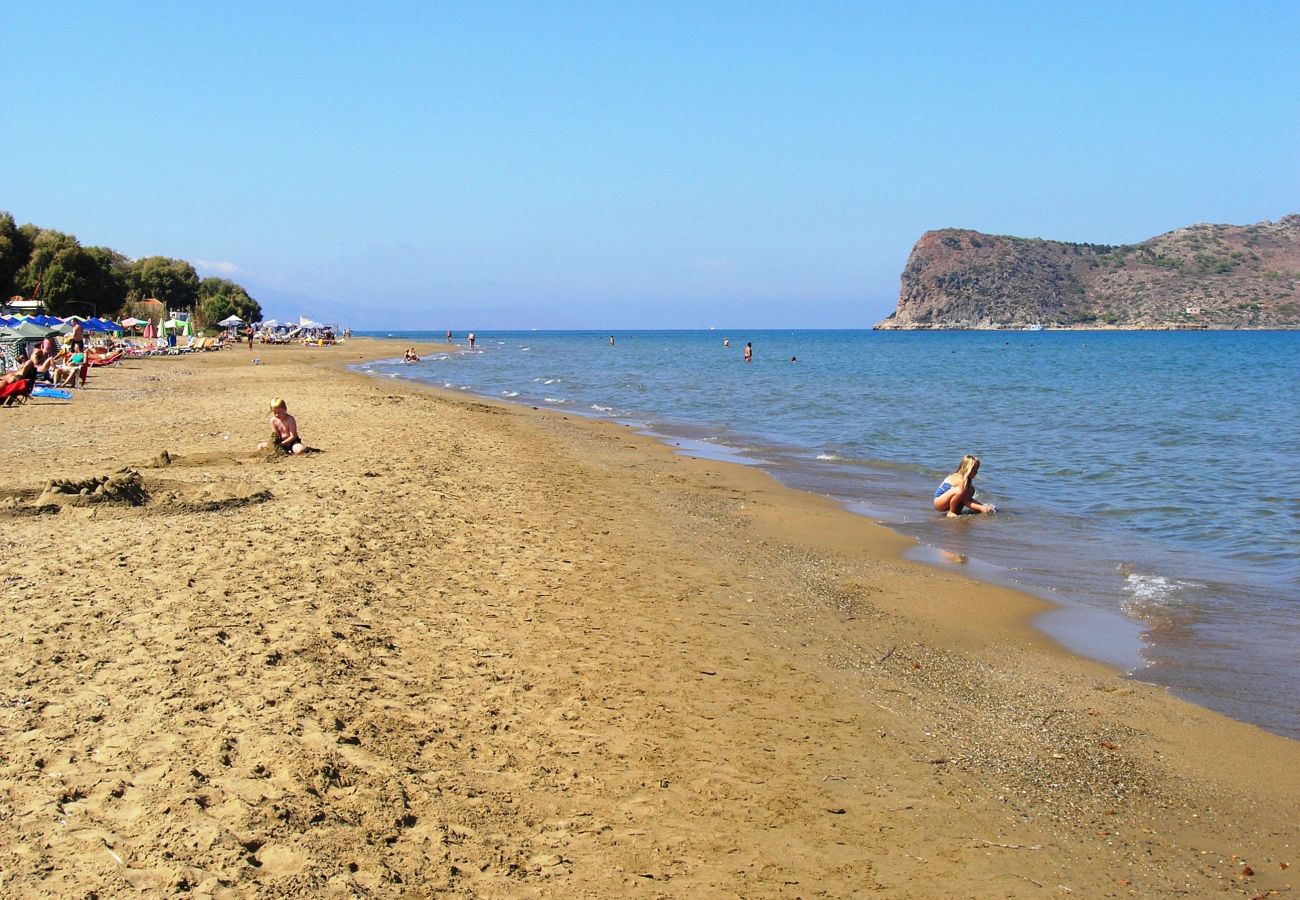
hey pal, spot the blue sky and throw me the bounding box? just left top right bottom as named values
left=4, top=1, right=1297, bottom=328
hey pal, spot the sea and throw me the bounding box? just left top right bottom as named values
left=355, top=329, right=1300, bottom=740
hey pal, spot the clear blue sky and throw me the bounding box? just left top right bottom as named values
left=4, top=1, right=1297, bottom=328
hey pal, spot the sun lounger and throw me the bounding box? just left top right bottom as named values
left=1, top=378, right=33, bottom=406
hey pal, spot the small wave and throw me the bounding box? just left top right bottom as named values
left=1119, top=571, right=1202, bottom=620
left=502, top=390, right=520, bottom=398
left=816, top=453, right=843, bottom=461
left=544, top=378, right=561, bottom=385
left=543, top=397, right=567, bottom=404
left=591, top=404, right=615, bottom=413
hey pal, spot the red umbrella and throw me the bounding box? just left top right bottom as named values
left=143, top=320, right=156, bottom=339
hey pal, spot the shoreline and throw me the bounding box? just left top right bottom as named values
left=358, top=333, right=1296, bottom=741
left=2, top=339, right=1296, bottom=895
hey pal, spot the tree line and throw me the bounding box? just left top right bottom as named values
left=0, top=211, right=262, bottom=328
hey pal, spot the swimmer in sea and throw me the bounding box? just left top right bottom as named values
left=932, top=454, right=996, bottom=517
left=744, top=342, right=752, bottom=363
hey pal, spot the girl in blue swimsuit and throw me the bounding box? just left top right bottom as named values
left=933, top=454, right=997, bottom=517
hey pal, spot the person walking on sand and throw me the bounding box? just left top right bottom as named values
left=246, top=325, right=255, bottom=349
left=744, top=342, right=752, bottom=363
left=933, top=454, right=996, bottom=517
left=258, top=398, right=307, bottom=455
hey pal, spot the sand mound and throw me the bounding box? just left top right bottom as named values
left=1, top=469, right=272, bottom=517
left=37, top=469, right=149, bottom=507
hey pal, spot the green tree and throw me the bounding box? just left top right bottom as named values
left=83, top=246, right=132, bottom=317
left=16, top=228, right=109, bottom=317
left=128, top=256, right=199, bottom=310
left=0, top=211, right=34, bottom=297
left=196, top=276, right=262, bottom=328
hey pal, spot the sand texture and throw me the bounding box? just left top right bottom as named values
left=1, top=341, right=1296, bottom=898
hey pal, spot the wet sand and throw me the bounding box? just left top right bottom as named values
left=1, top=339, right=1295, bottom=897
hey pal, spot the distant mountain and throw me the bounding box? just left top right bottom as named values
left=875, top=216, right=1300, bottom=329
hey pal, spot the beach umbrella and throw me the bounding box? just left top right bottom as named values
left=261, top=319, right=278, bottom=328
left=143, top=320, right=156, bottom=339
left=3, top=321, right=55, bottom=339
left=217, top=315, right=244, bottom=327
left=120, top=317, right=146, bottom=327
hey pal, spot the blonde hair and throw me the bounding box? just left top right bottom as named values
left=270, top=398, right=287, bottom=412
left=955, top=454, right=980, bottom=480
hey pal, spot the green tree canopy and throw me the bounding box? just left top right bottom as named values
left=197, top=276, right=262, bottom=327
left=0, top=212, right=33, bottom=297
left=128, top=256, right=199, bottom=309
left=2, top=211, right=260, bottom=325
left=15, top=229, right=121, bottom=318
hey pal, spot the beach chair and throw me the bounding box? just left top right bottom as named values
left=1, top=378, right=33, bottom=407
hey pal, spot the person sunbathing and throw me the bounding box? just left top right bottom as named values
left=28, top=349, right=58, bottom=384
left=53, top=350, right=87, bottom=388
left=1, top=354, right=39, bottom=405
left=3, top=353, right=37, bottom=385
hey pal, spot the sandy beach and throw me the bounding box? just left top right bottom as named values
left=1, top=339, right=1295, bottom=898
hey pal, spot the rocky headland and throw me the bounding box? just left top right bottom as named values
left=876, top=215, right=1300, bottom=329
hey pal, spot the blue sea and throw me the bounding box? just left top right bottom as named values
left=356, top=330, right=1300, bottom=740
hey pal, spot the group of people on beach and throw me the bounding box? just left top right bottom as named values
left=2, top=323, right=102, bottom=405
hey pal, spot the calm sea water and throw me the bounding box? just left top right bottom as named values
left=356, top=330, right=1300, bottom=739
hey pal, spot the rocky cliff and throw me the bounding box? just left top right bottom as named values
left=876, top=216, right=1300, bottom=329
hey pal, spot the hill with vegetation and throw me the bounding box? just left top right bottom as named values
left=875, top=216, right=1300, bottom=329
left=0, top=211, right=260, bottom=328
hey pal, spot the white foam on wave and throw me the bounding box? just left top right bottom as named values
left=591, top=404, right=614, bottom=413
left=1119, top=572, right=1200, bottom=618
left=502, top=390, right=520, bottom=398
left=543, top=397, right=567, bottom=404
left=816, top=452, right=843, bottom=461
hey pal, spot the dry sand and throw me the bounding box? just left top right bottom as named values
left=1, top=340, right=1296, bottom=898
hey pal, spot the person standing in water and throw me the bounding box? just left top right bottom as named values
left=744, top=342, right=752, bottom=363
left=932, top=454, right=997, bottom=517
left=468, top=332, right=476, bottom=348
left=723, top=337, right=730, bottom=348
left=609, top=335, right=615, bottom=346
